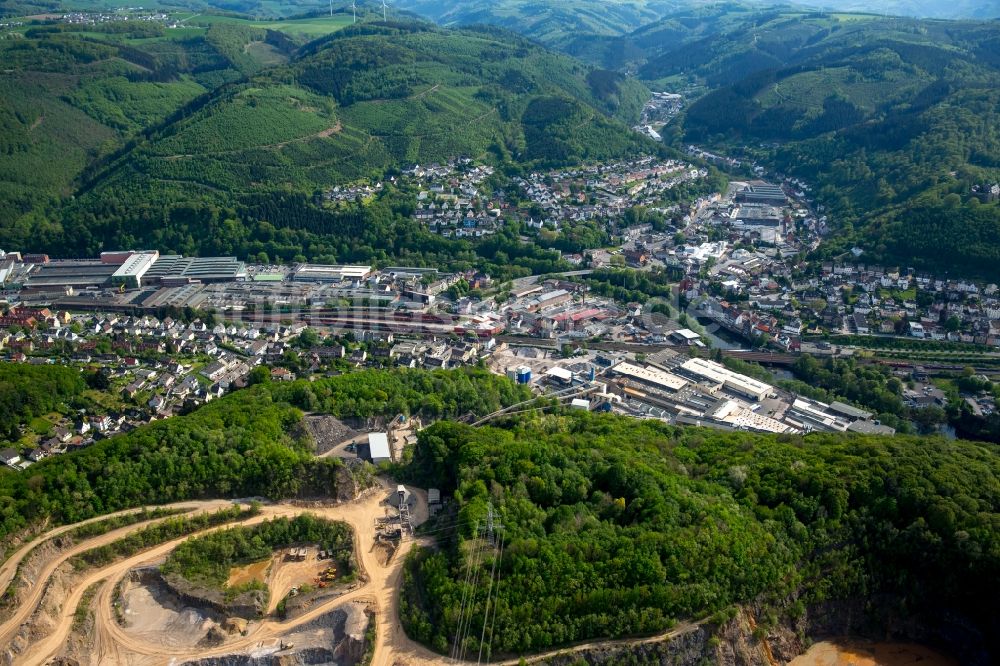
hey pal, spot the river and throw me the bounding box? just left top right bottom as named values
left=789, top=641, right=957, bottom=666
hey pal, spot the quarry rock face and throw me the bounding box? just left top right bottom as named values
left=180, top=605, right=369, bottom=666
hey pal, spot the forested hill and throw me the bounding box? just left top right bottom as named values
left=651, top=11, right=1000, bottom=278
left=393, top=0, right=1000, bottom=51
left=0, top=366, right=531, bottom=545
left=0, top=16, right=303, bottom=239
left=402, top=413, right=1000, bottom=662
left=813, top=1, right=1000, bottom=20
left=475, top=4, right=1000, bottom=278
left=0, top=20, right=654, bottom=263
left=392, top=0, right=687, bottom=51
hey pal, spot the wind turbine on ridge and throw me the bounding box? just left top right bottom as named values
left=382, top=0, right=388, bottom=21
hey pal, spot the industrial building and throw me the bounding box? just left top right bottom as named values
left=145, top=255, right=247, bottom=284
left=670, top=328, right=703, bottom=345
left=526, top=289, right=572, bottom=312
left=506, top=366, right=532, bottom=384
left=101, top=250, right=140, bottom=264
left=109, top=252, right=159, bottom=290
left=677, top=358, right=773, bottom=401
left=383, top=266, right=438, bottom=279
left=709, top=399, right=797, bottom=434
left=786, top=397, right=851, bottom=432
left=366, top=433, right=391, bottom=464
left=736, top=182, right=786, bottom=205
left=784, top=397, right=894, bottom=435
left=846, top=420, right=897, bottom=435
left=732, top=204, right=783, bottom=227
left=611, top=362, right=688, bottom=392
left=24, top=261, right=118, bottom=290
left=292, top=264, right=372, bottom=282
left=545, top=366, right=574, bottom=385
left=25, top=253, right=246, bottom=291
left=605, top=355, right=894, bottom=437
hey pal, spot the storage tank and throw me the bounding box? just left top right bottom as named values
left=515, top=365, right=532, bottom=385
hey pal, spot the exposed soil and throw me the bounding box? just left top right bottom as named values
left=120, top=570, right=225, bottom=650
left=226, top=559, right=271, bottom=589
left=2, top=558, right=76, bottom=665
left=372, top=541, right=396, bottom=567
left=8, top=484, right=449, bottom=666
left=59, top=582, right=101, bottom=665
left=180, top=603, right=370, bottom=666
left=267, top=547, right=334, bottom=614
left=789, top=641, right=958, bottom=666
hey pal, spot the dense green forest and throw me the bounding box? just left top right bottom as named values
left=0, top=17, right=249, bottom=227
left=162, top=514, right=354, bottom=589
left=0, top=364, right=86, bottom=440
left=400, top=414, right=1000, bottom=659
left=267, top=367, right=532, bottom=418
left=0, top=386, right=334, bottom=544
left=394, top=0, right=683, bottom=50
left=0, top=367, right=528, bottom=547
left=396, top=1, right=1000, bottom=59
left=0, top=19, right=654, bottom=272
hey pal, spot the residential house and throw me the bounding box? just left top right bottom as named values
left=270, top=367, right=296, bottom=382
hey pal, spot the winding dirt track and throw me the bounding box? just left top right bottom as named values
left=3, top=481, right=700, bottom=666
left=0, top=504, right=197, bottom=596
left=3, top=482, right=447, bottom=666
left=0, top=501, right=233, bottom=647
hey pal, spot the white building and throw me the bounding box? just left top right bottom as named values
left=679, top=358, right=772, bottom=402
left=367, top=432, right=391, bottom=464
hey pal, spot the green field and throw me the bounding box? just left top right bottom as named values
left=189, top=14, right=354, bottom=38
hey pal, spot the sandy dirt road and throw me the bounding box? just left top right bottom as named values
left=12, top=482, right=445, bottom=666
left=0, top=504, right=204, bottom=597
left=0, top=500, right=233, bottom=650
left=6, top=481, right=702, bottom=666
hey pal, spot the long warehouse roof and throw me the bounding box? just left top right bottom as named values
left=612, top=362, right=688, bottom=392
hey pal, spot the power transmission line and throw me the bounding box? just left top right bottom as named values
left=485, top=532, right=505, bottom=664
left=478, top=530, right=504, bottom=665
left=457, top=536, right=487, bottom=662
left=450, top=521, right=480, bottom=661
